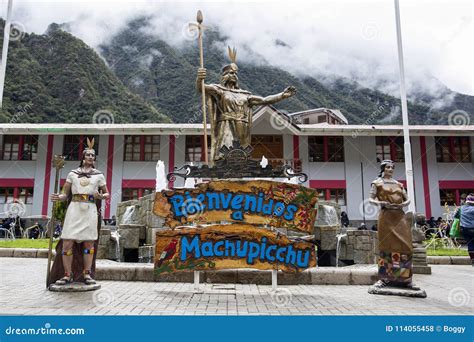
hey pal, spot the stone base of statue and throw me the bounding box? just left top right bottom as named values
left=368, top=280, right=427, bottom=298
left=49, top=282, right=101, bottom=292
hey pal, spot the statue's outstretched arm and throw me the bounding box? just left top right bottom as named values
left=248, top=86, right=296, bottom=106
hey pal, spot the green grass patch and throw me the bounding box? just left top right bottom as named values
left=0, top=238, right=58, bottom=249
left=426, top=248, right=468, bottom=256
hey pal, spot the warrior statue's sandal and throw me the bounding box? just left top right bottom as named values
left=55, top=274, right=73, bottom=285
left=83, top=273, right=96, bottom=285
left=373, top=280, right=388, bottom=288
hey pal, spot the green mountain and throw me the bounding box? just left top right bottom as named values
left=0, top=20, right=170, bottom=123
left=1, top=17, right=472, bottom=125
left=99, top=17, right=474, bottom=125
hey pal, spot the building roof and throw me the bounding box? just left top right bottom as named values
left=0, top=122, right=471, bottom=136
left=290, top=108, right=349, bottom=124
left=0, top=105, right=472, bottom=136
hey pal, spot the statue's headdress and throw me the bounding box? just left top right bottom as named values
left=83, top=137, right=96, bottom=157
left=222, top=46, right=238, bottom=74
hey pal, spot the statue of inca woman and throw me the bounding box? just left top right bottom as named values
left=369, top=160, right=419, bottom=290
left=196, top=47, right=296, bottom=162
left=48, top=138, right=110, bottom=286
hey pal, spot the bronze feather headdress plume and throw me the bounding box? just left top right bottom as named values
left=222, top=46, right=238, bottom=74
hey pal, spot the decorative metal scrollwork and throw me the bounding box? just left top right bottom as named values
left=167, top=141, right=308, bottom=184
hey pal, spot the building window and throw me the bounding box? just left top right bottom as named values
left=122, top=188, right=154, bottom=201
left=21, top=136, right=38, bottom=160
left=308, top=136, right=344, bottom=162
left=18, top=188, right=34, bottom=204
left=440, top=189, right=474, bottom=206
left=316, top=188, right=347, bottom=205
left=144, top=136, right=160, bottom=161
left=63, top=135, right=99, bottom=161
left=435, top=137, right=471, bottom=163
left=376, top=136, right=404, bottom=163
left=124, top=135, right=160, bottom=161
left=185, top=136, right=210, bottom=162
left=0, top=188, right=14, bottom=204
left=0, top=187, right=33, bottom=204
left=1, top=135, right=19, bottom=160
left=1, top=135, right=39, bottom=161
left=124, top=136, right=141, bottom=161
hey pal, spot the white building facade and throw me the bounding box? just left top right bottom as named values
left=1, top=106, right=473, bottom=223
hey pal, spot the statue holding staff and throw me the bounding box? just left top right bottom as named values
left=48, top=138, right=110, bottom=287
left=196, top=47, right=296, bottom=162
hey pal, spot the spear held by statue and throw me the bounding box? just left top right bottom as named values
left=190, top=10, right=209, bottom=164
left=46, top=155, right=65, bottom=288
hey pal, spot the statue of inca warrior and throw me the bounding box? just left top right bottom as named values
left=196, top=47, right=296, bottom=162
left=49, top=138, right=110, bottom=286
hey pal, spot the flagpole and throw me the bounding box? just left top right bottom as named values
left=0, top=0, right=13, bottom=109
left=394, top=0, right=416, bottom=213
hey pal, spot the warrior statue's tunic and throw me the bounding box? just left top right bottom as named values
left=47, top=168, right=106, bottom=285
left=371, top=178, right=413, bottom=285
left=61, top=170, right=106, bottom=241
left=206, top=85, right=252, bottom=161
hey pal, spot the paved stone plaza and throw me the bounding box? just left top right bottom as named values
left=1, top=258, right=472, bottom=315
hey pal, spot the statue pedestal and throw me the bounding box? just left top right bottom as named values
left=368, top=282, right=427, bottom=298
left=49, top=282, right=101, bottom=292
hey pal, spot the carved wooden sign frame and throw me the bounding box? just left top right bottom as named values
left=153, top=180, right=318, bottom=233
left=155, top=224, right=317, bottom=274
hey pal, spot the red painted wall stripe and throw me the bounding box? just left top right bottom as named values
left=309, top=180, right=346, bottom=188
left=439, top=180, right=474, bottom=189
left=41, top=135, right=54, bottom=215
left=122, top=179, right=156, bottom=188
left=0, top=179, right=35, bottom=187
left=105, top=135, right=114, bottom=219
left=293, top=135, right=300, bottom=160
left=420, top=136, right=432, bottom=218
left=168, top=135, right=175, bottom=188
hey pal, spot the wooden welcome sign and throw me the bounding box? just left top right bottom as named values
left=153, top=180, right=318, bottom=233
left=154, top=224, right=317, bottom=274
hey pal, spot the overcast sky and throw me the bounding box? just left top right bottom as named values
left=5, top=0, right=474, bottom=102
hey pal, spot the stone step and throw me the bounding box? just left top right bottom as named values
left=94, top=261, right=379, bottom=285
left=413, top=265, right=432, bottom=274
